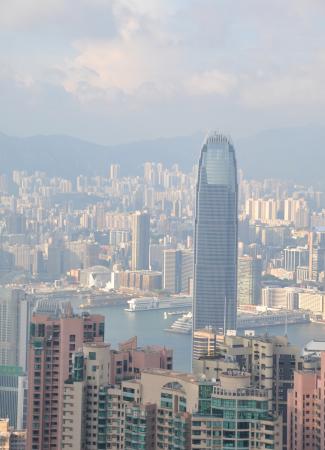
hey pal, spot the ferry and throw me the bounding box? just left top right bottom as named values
left=125, top=296, right=192, bottom=312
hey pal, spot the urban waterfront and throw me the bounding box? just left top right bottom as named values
left=76, top=304, right=325, bottom=372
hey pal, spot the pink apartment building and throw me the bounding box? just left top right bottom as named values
left=27, top=310, right=104, bottom=450
left=109, top=336, right=173, bottom=383
left=287, top=352, right=325, bottom=450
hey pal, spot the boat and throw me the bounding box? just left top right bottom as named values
left=166, top=310, right=189, bottom=317
left=165, top=312, right=193, bottom=334
left=165, top=310, right=310, bottom=335
left=79, top=295, right=129, bottom=308
left=237, top=310, right=310, bottom=328
left=125, top=296, right=192, bottom=312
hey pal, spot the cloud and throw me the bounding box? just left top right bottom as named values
left=0, top=0, right=64, bottom=28
left=240, top=53, right=325, bottom=108
left=186, top=70, right=237, bottom=96
left=0, top=0, right=324, bottom=143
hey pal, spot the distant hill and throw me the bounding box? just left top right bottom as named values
left=0, top=125, right=324, bottom=184
left=237, top=126, right=325, bottom=184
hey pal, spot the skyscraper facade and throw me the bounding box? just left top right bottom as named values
left=238, top=256, right=262, bottom=305
left=131, top=211, right=150, bottom=270
left=193, top=133, right=238, bottom=332
left=0, top=288, right=31, bottom=370
left=163, top=249, right=193, bottom=294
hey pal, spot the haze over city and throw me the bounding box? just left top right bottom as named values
left=1, top=2, right=325, bottom=450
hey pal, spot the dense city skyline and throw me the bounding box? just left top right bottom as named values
left=1, top=149, right=325, bottom=449
left=1, top=2, right=325, bottom=449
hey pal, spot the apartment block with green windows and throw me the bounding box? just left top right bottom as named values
left=191, top=372, right=282, bottom=450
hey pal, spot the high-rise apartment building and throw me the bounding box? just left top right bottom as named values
left=245, top=198, right=277, bottom=222
left=131, top=212, right=150, bottom=270
left=308, top=229, right=325, bottom=281
left=193, top=334, right=302, bottom=450
left=287, top=351, right=325, bottom=450
left=61, top=338, right=172, bottom=449
left=109, top=164, right=120, bottom=180
left=283, top=246, right=309, bottom=272
left=163, top=249, right=193, bottom=294
left=193, top=133, right=238, bottom=332
left=26, top=305, right=105, bottom=450
left=143, top=162, right=156, bottom=185
left=91, top=369, right=282, bottom=450
left=238, top=256, right=262, bottom=305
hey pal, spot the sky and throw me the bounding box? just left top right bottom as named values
left=1, top=0, right=325, bottom=144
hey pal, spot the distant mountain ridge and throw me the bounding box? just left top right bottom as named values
left=0, top=126, right=324, bottom=184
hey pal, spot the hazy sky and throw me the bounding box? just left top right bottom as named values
left=1, top=0, right=325, bottom=144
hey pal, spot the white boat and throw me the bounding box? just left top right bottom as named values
left=165, top=312, right=193, bottom=334
left=165, top=309, right=310, bottom=334
left=125, top=297, right=158, bottom=311
left=125, top=296, right=192, bottom=312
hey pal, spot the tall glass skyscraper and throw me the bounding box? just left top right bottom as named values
left=193, top=132, right=238, bottom=333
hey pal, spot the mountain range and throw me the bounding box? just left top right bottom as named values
left=0, top=125, right=324, bottom=184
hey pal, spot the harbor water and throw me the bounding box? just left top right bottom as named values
left=75, top=303, right=325, bottom=373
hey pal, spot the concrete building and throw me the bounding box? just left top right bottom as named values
left=245, top=198, right=277, bottom=222
left=27, top=306, right=105, bottom=450
left=63, top=240, right=100, bottom=271
left=131, top=212, right=150, bottom=271
left=163, top=249, right=193, bottom=294
left=308, top=229, right=325, bottom=281
left=193, top=334, right=301, bottom=450
left=287, top=352, right=325, bottom=450
left=284, top=198, right=309, bottom=228
left=238, top=256, right=262, bottom=305
left=192, top=329, right=219, bottom=360
left=61, top=338, right=173, bottom=450
left=109, top=164, right=120, bottom=180
left=96, top=369, right=282, bottom=450
left=118, top=270, right=162, bottom=292
left=0, top=419, right=26, bottom=450
left=283, top=246, right=309, bottom=272
left=109, top=229, right=130, bottom=246
left=262, top=286, right=300, bottom=309
left=298, top=289, right=325, bottom=314
left=296, top=265, right=310, bottom=284
left=109, top=336, right=173, bottom=384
